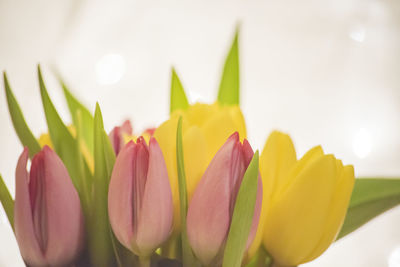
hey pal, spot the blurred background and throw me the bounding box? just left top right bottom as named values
left=0, top=0, right=399, bottom=266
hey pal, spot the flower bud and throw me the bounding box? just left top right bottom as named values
left=154, top=103, right=247, bottom=232
left=14, top=146, right=84, bottom=267
left=254, top=131, right=354, bottom=266
left=186, top=132, right=262, bottom=266
left=109, top=120, right=133, bottom=155
left=108, top=137, right=173, bottom=257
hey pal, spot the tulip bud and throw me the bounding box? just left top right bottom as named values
left=14, top=146, right=84, bottom=267
left=108, top=137, right=173, bottom=257
left=186, top=132, right=262, bottom=266
left=154, top=103, right=247, bottom=232
left=109, top=120, right=133, bottom=155
left=258, top=131, right=354, bottom=266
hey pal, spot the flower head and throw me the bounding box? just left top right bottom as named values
left=108, top=137, right=173, bottom=257
left=14, top=146, right=84, bottom=267
left=186, top=132, right=262, bottom=266
left=154, top=102, right=247, bottom=231
left=250, top=131, right=354, bottom=266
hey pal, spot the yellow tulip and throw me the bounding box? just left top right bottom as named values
left=153, top=102, right=246, bottom=232
left=249, top=131, right=354, bottom=266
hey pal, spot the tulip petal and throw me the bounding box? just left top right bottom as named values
left=132, top=137, right=149, bottom=240
left=187, top=134, right=237, bottom=265
left=136, top=138, right=173, bottom=256
left=153, top=116, right=180, bottom=231
left=248, top=131, right=296, bottom=258
left=185, top=103, right=217, bottom=127
left=108, top=142, right=135, bottom=250
left=303, top=163, right=355, bottom=262
left=14, top=148, right=45, bottom=266
left=42, top=146, right=84, bottom=265
left=227, top=105, right=247, bottom=141
left=183, top=126, right=207, bottom=201
left=202, top=106, right=246, bottom=163
left=264, top=154, right=337, bottom=266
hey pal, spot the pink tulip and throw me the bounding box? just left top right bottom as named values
left=108, top=137, right=173, bottom=257
left=109, top=119, right=133, bottom=155
left=14, top=146, right=84, bottom=267
left=187, top=132, right=263, bottom=266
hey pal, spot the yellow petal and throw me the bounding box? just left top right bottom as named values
left=302, top=163, right=355, bottom=262
left=123, top=134, right=137, bottom=144
left=264, top=154, right=337, bottom=266
left=38, top=133, right=53, bottom=148
left=226, top=105, right=247, bottom=140
left=183, top=126, right=208, bottom=202
left=154, top=116, right=180, bottom=231
left=248, top=131, right=296, bottom=258
left=201, top=107, right=246, bottom=162
left=153, top=115, right=189, bottom=232
left=185, top=103, right=218, bottom=127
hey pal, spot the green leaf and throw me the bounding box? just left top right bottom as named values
left=170, top=68, right=189, bottom=113
left=3, top=72, right=41, bottom=158
left=89, top=103, right=118, bottom=267
left=74, top=111, right=93, bottom=213
left=176, top=117, right=197, bottom=266
left=38, top=66, right=81, bottom=191
left=61, top=79, right=94, bottom=155
left=218, top=28, right=240, bottom=106
left=0, top=174, right=14, bottom=231
left=337, top=178, right=400, bottom=239
left=223, top=151, right=259, bottom=267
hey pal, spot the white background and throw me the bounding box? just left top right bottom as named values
left=0, top=0, right=399, bottom=266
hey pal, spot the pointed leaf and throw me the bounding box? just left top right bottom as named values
left=218, top=28, right=240, bottom=106
left=337, top=178, right=400, bottom=239
left=75, top=111, right=93, bottom=213
left=88, top=103, right=119, bottom=267
left=38, top=66, right=81, bottom=191
left=176, top=117, right=197, bottom=266
left=0, top=174, right=14, bottom=231
left=61, top=79, right=94, bottom=155
left=223, top=151, right=259, bottom=267
left=3, top=72, right=41, bottom=158
left=170, top=68, right=189, bottom=113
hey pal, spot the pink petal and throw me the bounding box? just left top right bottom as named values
left=121, top=120, right=133, bottom=135
left=41, top=146, right=84, bottom=265
left=131, top=137, right=149, bottom=251
left=109, top=120, right=133, bottom=155
left=14, top=147, right=46, bottom=266
left=108, top=141, right=135, bottom=250
left=187, top=133, right=238, bottom=265
left=29, top=151, right=47, bottom=253
left=136, top=138, right=173, bottom=256
left=109, top=127, right=122, bottom=155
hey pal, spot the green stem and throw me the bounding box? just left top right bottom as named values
left=139, top=256, right=150, bottom=267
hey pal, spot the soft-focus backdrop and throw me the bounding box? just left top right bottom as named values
left=1, top=0, right=400, bottom=266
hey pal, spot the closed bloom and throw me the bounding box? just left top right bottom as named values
left=250, top=131, right=355, bottom=266
left=154, top=102, right=247, bottom=231
left=108, top=137, right=173, bottom=257
left=186, top=132, right=262, bottom=266
left=14, top=146, right=84, bottom=267
left=109, top=119, right=133, bottom=155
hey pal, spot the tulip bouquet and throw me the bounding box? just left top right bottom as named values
left=1, top=29, right=400, bottom=267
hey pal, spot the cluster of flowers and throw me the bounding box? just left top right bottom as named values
left=10, top=100, right=354, bottom=267
left=2, top=32, right=373, bottom=267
